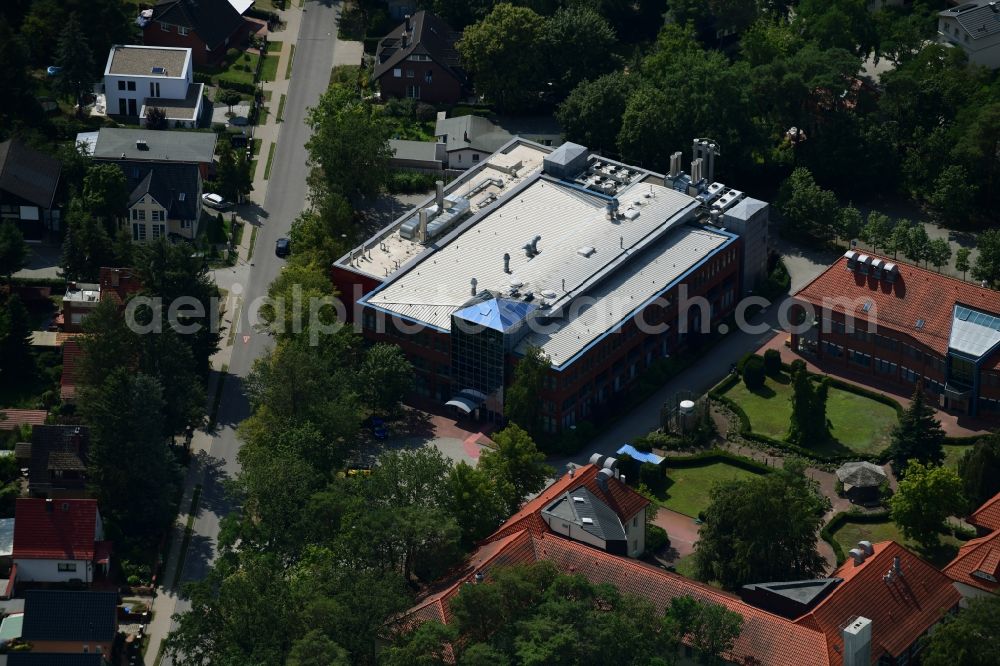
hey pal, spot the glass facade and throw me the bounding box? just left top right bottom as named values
left=450, top=316, right=505, bottom=414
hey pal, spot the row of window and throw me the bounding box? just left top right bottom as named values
left=116, top=79, right=162, bottom=97
left=160, top=21, right=190, bottom=36
left=391, top=68, right=433, bottom=83
left=131, top=209, right=166, bottom=222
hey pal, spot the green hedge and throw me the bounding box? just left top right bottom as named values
left=247, top=7, right=280, bottom=22
left=11, top=276, right=66, bottom=290
left=663, top=449, right=773, bottom=475
left=217, top=76, right=257, bottom=95
left=820, top=509, right=891, bottom=566
left=193, top=72, right=214, bottom=85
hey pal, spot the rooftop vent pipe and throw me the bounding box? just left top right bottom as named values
left=435, top=180, right=444, bottom=210
left=503, top=252, right=511, bottom=274
left=470, top=277, right=478, bottom=297
left=418, top=208, right=428, bottom=244
left=668, top=151, right=682, bottom=179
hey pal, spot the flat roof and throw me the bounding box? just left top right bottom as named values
left=90, top=127, right=216, bottom=163
left=106, top=45, right=190, bottom=77
left=140, top=83, right=204, bottom=121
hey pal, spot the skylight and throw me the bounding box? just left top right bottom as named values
left=915, top=319, right=925, bottom=329
left=581, top=517, right=594, bottom=525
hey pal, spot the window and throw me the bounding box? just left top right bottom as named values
left=160, top=22, right=170, bottom=31
left=902, top=366, right=918, bottom=383
left=875, top=358, right=897, bottom=375
left=132, top=223, right=147, bottom=241
left=150, top=81, right=160, bottom=97
left=152, top=224, right=165, bottom=239
left=406, top=69, right=414, bottom=78
left=178, top=192, right=186, bottom=201
left=137, top=209, right=146, bottom=221
left=181, top=219, right=191, bottom=229
left=472, top=154, right=480, bottom=162
left=117, top=80, right=126, bottom=91
left=424, top=70, right=433, bottom=83
left=824, top=342, right=843, bottom=358
left=127, top=81, right=136, bottom=91
left=850, top=349, right=871, bottom=367
left=151, top=210, right=164, bottom=222
left=179, top=26, right=189, bottom=36
left=393, top=68, right=402, bottom=78
left=633, top=516, right=637, bottom=528
left=130, top=209, right=138, bottom=221
left=406, top=85, right=420, bottom=99
left=58, top=562, right=77, bottom=572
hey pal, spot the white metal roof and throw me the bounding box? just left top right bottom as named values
left=518, top=225, right=731, bottom=367
left=365, top=177, right=701, bottom=332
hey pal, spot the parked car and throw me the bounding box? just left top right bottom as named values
left=201, top=193, right=230, bottom=210
left=275, top=237, right=290, bottom=257
left=371, top=417, right=388, bottom=440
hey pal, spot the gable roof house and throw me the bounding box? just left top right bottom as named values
left=944, top=490, right=1000, bottom=601
left=938, top=1, right=1000, bottom=69
left=433, top=113, right=563, bottom=169
left=13, top=498, right=111, bottom=585
left=141, top=0, right=252, bottom=66
left=392, top=463, right=961, bottom=665
left=0, top=139, right=63, bottom=241
left=373, top=11, right=467, bottom=105
left=60, top=267, right=144, bottom=332
left=23, top=425, right=90, bottom=498
left=111, top=160, right=202, bottom=242
left=21, top=590, right=118, bottom=657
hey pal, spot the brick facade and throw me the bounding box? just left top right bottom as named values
left=376, top=59, right=463, bottom=105
left=143, top=19, right=249, bottom=66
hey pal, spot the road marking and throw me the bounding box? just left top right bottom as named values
left=243, top=335, right=250, bottom=345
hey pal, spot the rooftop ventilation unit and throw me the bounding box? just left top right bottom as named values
left=870, top=258, right=884, bottom=279
left=581, top=517, right=594, bottom=525
left=577, top=246, right=596, bottom=258
left=884, top=263, right=898, bottom=283
left=849, top=548, right=866, bottom=565
left=712, top=189, right=744, bottom=214
left=857, top=254, right=871, bottom=275
left=136, top=139, right=148, bottom=150
left=540, top=289, right=558, bottom=299
left=858, top=541, right=874, bottom=556
left=622, top=207, right=640, bottom=221
left=573, top=496, right=585, bottom=503
left=844, top=250, right=858, bottom=270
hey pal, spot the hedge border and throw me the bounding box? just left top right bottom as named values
left=662, top=449, right=773, bottom=476
left=820, top=509, right=891, bottom=566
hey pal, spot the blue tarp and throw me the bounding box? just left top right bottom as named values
left=617, top=444, right=665, bottom=465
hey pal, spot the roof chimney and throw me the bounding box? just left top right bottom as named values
left=474, top=571, right=484, bottom=584
left=71, top=427, right=83, bottom=454
left=596, top=467, right=615, bottom=491
left=405, top=14, right=411, bottom=32
left=668, top=151, right=682, bottom=179
left=842, top=617, right=872, bottom=666
left=849, top=548, right=866, bottom=565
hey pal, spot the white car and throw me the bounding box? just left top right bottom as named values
left=202, top=193, right=229, bottom=209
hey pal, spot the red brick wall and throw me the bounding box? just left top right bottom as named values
left=377, top=61, right=462, bottom=105
left=143, top=21, right=250, bottom=66
left=330, top=265, right=383, bottom=325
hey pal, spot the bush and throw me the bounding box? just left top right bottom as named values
left=217, top=76, right=256, bottom=95
left=127, top=575, right=141, bottom=586
left=193, top=72, right=214, bottom=85
left=763, top=349, right=782, bottom=376
left=227, top=48, right=241, bottom=61
left=415, top=102, right=437, bottom=121
left=645, top=524, right=670, bottom=555
left=386, top=170, right=439, bottom=194
left=639, top=462, right=665, bottom=492
left=212, top=122, right=226, bottom=134
left=742, top=355, right=766, bottom=391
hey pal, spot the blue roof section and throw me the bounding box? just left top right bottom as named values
left=452, top=297, right=537, bottom=332
left=950, top=304, right=1000, bottom=358
left=617, top=444, right=665, bottom=465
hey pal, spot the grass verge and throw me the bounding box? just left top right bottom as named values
left=252, top=137, right=262, bottom=156
left=170, top=484, right=202, bottom=589
left=266, top=40, right=283, bottom=54
left=260, top=54, right=280, bottom=82
left=276, top=93, right=286, bottom=122
left=285, top=44, right=295, bottom=80
left=248, top=226, right=259, bottom=262
left=264, top=142, right=277, bottom=180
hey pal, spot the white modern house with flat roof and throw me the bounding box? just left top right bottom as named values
left=103, top=45, right=205, bottom=127
left=939, top=1, right=1000, bottom=69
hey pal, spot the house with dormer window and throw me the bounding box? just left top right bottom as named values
left=110, top=161, right=201, bottom=241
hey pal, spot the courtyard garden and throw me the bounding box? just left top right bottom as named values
left=658, top=461, right=765, bottom=518
left=827, top=516, right=964, bottom=568
left=720, top=370, right=899, bottom=457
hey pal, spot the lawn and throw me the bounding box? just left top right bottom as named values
left=276, top=94, right=286, bottom=122
left=658, top=462, right=764, bottom=518
left=382, top=115, right=437, bottom=142
left=943, top=443, right=972, bottom=470
left=266, top=41, right=283, bottom=54
left=260, top=55, right=280, bottom=82
left=251, top=138, right=262, bottom=157
left=723, top=373, right=898, bottom=456
left=198, top=51, right=260, bottom=86
left=830, top=518, right=963, bottom=568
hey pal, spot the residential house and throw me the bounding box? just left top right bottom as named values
left=111, top=161, right=202, bottom=241
left=388, top=139, right=446, bottom=171
left=21, top=590, right=117, bottom=657
left=373, top=11, right=467, bottom=104
left=0, top=139, right=62, bottom=241
left=938, top=1, right=1000, bottom=69
left=13, top=498, right=111, bottom=585
left=103, top=45, right=205, bottom=127
left=944, top=490, right=1000, bottom=601
left=393, top=463, right=961, bottom=666
left=21, top=425, right=89, bottom=498
left=81, top=127, right=217, bottom=179
left=61, top=340, right=83, bottom=404
left=433, top=113, right=563, bottom=169
left=0, top=409, right=47, bottom=433
left=141, top=0, right=251, bottom=67
left=60, top=267, right=143, bottom=333
left=792, top=251, right=1000, bottom=418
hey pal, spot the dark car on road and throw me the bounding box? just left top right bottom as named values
left=275, top=237, right=290, bottom=257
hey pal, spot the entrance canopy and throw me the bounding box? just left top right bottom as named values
left=445, top=389, right=487, bottom=414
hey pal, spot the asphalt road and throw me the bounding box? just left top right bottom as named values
left=162, top=0, right=342, bottom=655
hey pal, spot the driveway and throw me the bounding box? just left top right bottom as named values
left=652, top=508, right=700, bottom=561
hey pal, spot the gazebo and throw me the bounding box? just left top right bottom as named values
left=836, top=461, right=888, bottom=505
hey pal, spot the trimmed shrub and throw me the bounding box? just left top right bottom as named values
left=226, top=48, right=241, bottom=61
left=645, top=524, right=670, bottom=555
left=639, top=462, right=665, bottom=492
left=193, top=72, right=214, bottom=85
left=217, top=76, right=256, bottom=95
left=742, top=355, right=765, bottom=391
left=763, top=349, right=782, bottom=376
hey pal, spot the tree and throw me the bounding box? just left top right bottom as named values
left=889, top=380, right=945, bottom=476
left=694, top=461, right=828, bottom=589
left=80, top=369, right=178, bottom=548
left=0, top=294, right=33, bottom=381
left=83, top=163, right=128, bottom=231
left=359, top=342, right=415, bottom=415
left=889, top=460, right=965, bottom=549
left=457, top=3, right=547, bottom=112
left=305, top=85, right=393, bottom=199
left=53, top=13, right=94, bottom=117
left=216, top=141, right=253, bottom=203
left=972, top=229, right=1000, bottom=287
left=0, top=221, right=28, bottom=284
left=957, top=435, right=1000, bottom=510
left=557, top=72, right=636, bottom=155
left=787, top=361, right=829, bottom=446
left=928, top=164, right=977, bottom=225
left=504, top=345, right=549, bottom=440
left=776, top=168, right=839, bottom=243
left=887, top=219, right=911, bottom=259
left=921, top=595, right=1000, bottom=666
left=144, top=106, right=167, bottom=130
left=288, top=194, right=353, bottom=267
left=742, top=354, right=765, bottom=390
left=60, top=197, right=112, bottom=282
left=0, top=17, right=40, bottom=134
left=286, top=630, right=350, bottom=666
left=835, top=205, right=864, bottom=245
left=543, top=6, right=618, bottom=98
left=222, top=90, right=242, bottom=114
left=956, top=247, right=971, bottom=280
left=479, top=424, right=552, bottom=515
left=794, top=0, right=877, bottom=56
left=22, top=0, right=129, bottom=74
left=260, top=259, right=341, bottom=340
left=664, top=595, right=744, bottom=664
left=445, top=461, right=509, bottom=547
left=927, top=238, right=952, bottom=272
left=861, top=211, right=892, bottom=254
left=904, top=223, right=931, bottom=266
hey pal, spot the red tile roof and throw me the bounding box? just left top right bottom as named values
left=945, top=531, right=1000, bottom=594
left=97, top=267, right=142, bottom=306
left=0, top=409, right=47, bottom=431
left=13, top=498, right=100, bottom=561
left=970, top=491, right=1000, bottom=532
left=794, top=253, right=1000, bottom=365
left=801, top=541, right=961, bottom=665
left=60, top=339, right=83, bottom=401
left=486, top=464, right=649, bottom=543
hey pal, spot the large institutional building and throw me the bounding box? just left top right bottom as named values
left=793, top=250, right=1000, bottom=418
left=333, top=139, right=769, bottom=433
